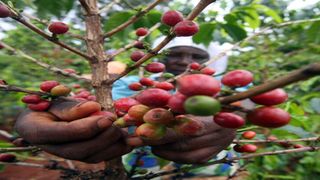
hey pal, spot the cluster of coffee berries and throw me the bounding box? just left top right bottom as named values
left=21, top=80, right=71, bottom=111
left=161, top=10, right=199, bottom=36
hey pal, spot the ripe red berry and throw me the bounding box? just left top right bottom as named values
left=267, top=135, right=278, bottom=141
left=200, top=67, right=215, bottom=75
left=130, top=50, right=145, bottom=62
left=63, top=68, right=76, bottom=74
left=250, top=88, right=288, bottom=106
left=222, top=70, right=253, bottom=87
left=177, top=74, right=221, bottom=96
left=155, top=82, right=174, bottom=91
left=40, top=80, right=60, bottom=92
left=143, top=108, right=174, bottom=125
left=129, top=82, right=143, bottom=91
left=136, top=27, right=148, bottom=36
left=167, top=92, right=187, bottom=114
left=247, top=107, right=291, bottom=128
left=0, top=79, right=6, bottom=85
left=48, top=22, right=69, bottom=34
left=189, top=62, right=200, bottom=70
left=134, top=41, right=145, bottom=49
left=136, top=88, right=171, bottom=107
left=136, top=123, right=166, bottom=140
left=0, top=5, right=10, bottom=18
left=241, top=144, right=257, bottom=153
left=139, top=77, right=154, bottom=87
left=213, top=112, right=245, bottom=128
left=242, top=131, right=256, bottom=139
left=0, top=154, right=16, bottom=162
left=161, top=10, right=183, bottom=26
left=114, top=97, right=140, bottom=115
left=21, top=94, right=42, bottom=104
left=173, top=20, right=199, bottom=36
left=28, top=100, right=50, bottom=111
left=145, top=62, right=165, bottom=73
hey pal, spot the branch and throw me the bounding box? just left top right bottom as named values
left=0, top=130, right=14, bottom=141
left=109, top=0, right=217, bottom=83
left=105, top=22, right=161, bottom=61
left=0, top=3, right=91, bottom=60
left=1, top=42, right=91, bottom=83
left=233, top=137, right=319, bottom=144
left=0, top=147, right=39, bottom=153
left=103, top=0, right=163, bottom=38
left=99, top=0, right=121, bottom=14
left=0, top=84, right=47, bottom=96
left=138, top=146, right=320, bottom=179
left=218, top=63, right=320, bottom=104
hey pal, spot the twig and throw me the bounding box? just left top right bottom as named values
left=109, top=0, right=217, bottom=83
left=0, top=147, right=39, bottom=153
left=99, top=0, right=121, bottom=14
left=103, top=0, right=163, bottom=38
left=0, top=3, right=91, bottom=60
left=0, top=130, right=14, bottom=141
left=233, top=137, right=320, bottom=144
left=137, top=146, right=320, bottom=179
left=1, top=42, right=91, bottom=83
left=0, top=84, right=48, bottom=96
left=65, top=160, right=76, bottom=170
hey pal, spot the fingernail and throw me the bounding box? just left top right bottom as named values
left=97, top=117, right=112, bottom=129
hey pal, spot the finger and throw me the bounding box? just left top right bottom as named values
left=16, top=111, right=112, bottom=144
left=38, top=126, right=123, bottom=161
left=49, top=100, right=101, bottom=121
left=152, top=145, right=224, bottom=164
left=83, top=142, right=132, bottom=163
left=153, top=128, right=235, bottom=151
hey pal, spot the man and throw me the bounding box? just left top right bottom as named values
left=15, top=37, right=235, bottom=167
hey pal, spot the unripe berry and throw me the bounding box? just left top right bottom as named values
left=161, top=10, right=183, bottom=26
left=0, top=154, right=16, bottom=162
left=114, top=117, right=127, bottom=128
left=136, top=88, right=171, bottom=107
left=22, top=94, right=42, bottom=104
left=189, top=62, right=200, bottom=70
left=213, top=112, right=245, bottom=128
left=128, top=104, right=150, bottom=120
left=247, top=107, right=291, bottom=128
left=155, top=82, right=174, bottom=91
left=50, top=85, right=71, bottom=96
left=174, top=20, right=199, bottom=36
left=184, top=96, right=221, bottom=116
left=40, top=80, right=60, bottom=92
left=0, top=5, right=10, bottom=18
left=200, top=67, right=215, bottom=75
left=222, top=70, right=253, bottom=87
left=28, top=100, right=50, bottom=111
left=136, top=27, right=148, bottom=36
left=145, top=62, right=165, bottom=73
left=139, top=77, right=154, bottom=87
left=136, top=123, right=166, bottom=140
left=143, top=108, right=174, bottom=125
left=130, top=50, right=145, bottom=62
left=129, top=82, right=143, bottom=91
left=48, top=22, right=69, bottom=34
left=242, top=131, right=256, bottom=139
left=167, top=92, right=187, bottom=114
left=250, top=88, right=288, bottom=106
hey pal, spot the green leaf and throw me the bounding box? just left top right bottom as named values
left=252, top=4, right=282, bottom=23
left=193, top=22, right=216, bottom=46
left=310, top=98, right=320, bottom=113
left=221, top=23, right=247, bottom=41
left=237, top=8, right=261, bottom=28
left=307, top=21, right=320, bottom=43
left=104, top=11, right=134, bottom=32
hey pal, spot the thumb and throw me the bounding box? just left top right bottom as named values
left=49, top=99, right=101, bottom=121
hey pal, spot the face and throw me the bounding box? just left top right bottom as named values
left=163, top=46, right=209, bottom=75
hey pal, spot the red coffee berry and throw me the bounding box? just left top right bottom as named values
left=21, top=94, right=42, bottom=104
left=48, top=22, right=69, bottom=34
left=129, top=82, right=143, bottom=91
left=167, top=92, right=187, bottom=114
left=293, top=144, right=304, bottom=149
left=28, top=100, right=50, bottom=111
left=139, top=77, right=154, bottom=86
left=128, top=104, right=150, bottom=121
left=63, top=68, right=76, bottom=74
left=136, top=88, right=171, bottom=107
left=134, top=41, right=145, bottom=49
left=190, top=62, right=200, bottom=70
left=247, top=107, right=291, bottom=128
left=0, top=43, right=5, bottom=49
left=173, top=20, right=199, bottom=36
left=222, top=70, right=253, bottom=87
left=242, top=131, right=256, bottom=139
left=267, top=135, right=278, bottom=141
left=250, top=88, right=288, bottom=106
left=135, top=123, right=166, bottom=140
left=136, top=27, right=148, bottom=36
left=0, top=154, right=16, bottom=162
left=241, top=144, right=257, bottom=153
left=143, top=108, right=174, bottom=125
left=155, top=82, right=174, bottom=91
left=177, top=74, right=221, bottom=96
left=130, top=50, right=145, bottom=62
left=74, top=90, right=91, bottom=98
left=233, top=144, right=244, bottom=153
left=161, top=10, right=183, bottom=26
left=0, top=5, right=10, bottom=18
left=40, top=80, right=60, bottom=92
left=213, top=112, right=245, bottom=128
left=200, top=67, right=215, bottom=75
left=87, top=95, right=96, bottom=101
left=0, top=79, right=6, bottom=85
left=114, top=97, right=140, bottom=115
left=145, top=62, right=165, bottom=73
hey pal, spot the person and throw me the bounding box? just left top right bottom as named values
left=15, top=37, right=235, bottom=168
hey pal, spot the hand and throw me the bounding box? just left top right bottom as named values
left=15, top=99, right=132, bottom=163
left=127, top=117, right=236, bottom=164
